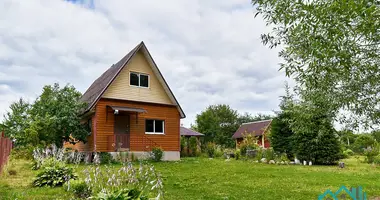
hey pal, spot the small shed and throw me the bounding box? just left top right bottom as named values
left=232, top=119, right=272, bottom=148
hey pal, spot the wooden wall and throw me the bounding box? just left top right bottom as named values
left=95, top=98, right=180, bottom=152
left=64, top=115, right=95, bottom=152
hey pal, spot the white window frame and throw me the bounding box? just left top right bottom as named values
left=145, top=119, right=165, bottom=135
left=129, top=72, right=149, bottom=88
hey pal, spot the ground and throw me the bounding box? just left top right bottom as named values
left=1, top=157, right=379, bottom=199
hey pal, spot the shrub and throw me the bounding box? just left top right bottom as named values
left=353, top=134, right=376, bottom=154
left=100, top=152, right=113, bottom=164
left=189, top=137, right=199, bottom=157
left=255, top=148, right=264, bottom=162
left=364, top=144, right=380, bottom=163
left=65, top=180, right=92, bottom=199
left=92, top=188, right=148, bottom=200
left=33, top=162, right=77, bottom=187
left=235, top=149, right=241, bottom=160
left=239, top=133, right=259, bottom=156
left=374, top=155, right=380, bottom=165
left=180, top=137, right=188, bottom=157
left=151, top=147, right=164, bottom=162
left=264, top=148, right=275, bottom=160
left=206, top=142, right=216, bottom=158
left=223, top=148, right=235, bottom=159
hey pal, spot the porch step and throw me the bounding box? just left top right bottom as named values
left=118, top=148, right=130, bottom=152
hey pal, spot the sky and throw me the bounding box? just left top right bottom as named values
left=0, top=0, right=292, bottom=127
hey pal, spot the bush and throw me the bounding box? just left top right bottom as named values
left=264, top=148, right=275, bottom=160
left=151, top=147, right=163, bottom=162
left=180, top=137, right=188, bottom=157
left=206, top=142, right=216, bottom=158
left=374, top=155, right=380, bottom=165
left=239, top=133, right=259, bottom=156
left=33, top=162, right=77, bottom=187
left=223, top=148, right=235, bottom=159
left=100, top=152, right=113, bottom=164
left=65, top=180, right=92, bottom=199
left=91, top=188, right=148, bottom=200
left=189, top=137, right=199, bottom=157
left=235, top=149, right=241, bottom=160
left=364, top=145, right=380, bottom=164
left=255, top=148, right=264, bottom=162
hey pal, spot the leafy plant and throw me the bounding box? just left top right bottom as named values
left=33, top=163, right=77, bottom=187
left=364, top=144, right=380, bottom=164
left=206, top=142, right=216, bottom=158
left=10, top=145, right=35, bottom=160
left=83, top=162, right=163, bottom=199
left=150, top=147, right=163, bottom=162
left=100, top=152, right=113, bottom=164
left=180, top=137, right=188, bottom=157
left=239, top=133, right=259, bottom=156
left=235, top=149, right=241, bottom=160
left=188, top=137, right=199, bottom=157
left=264, top=148, right=275, bottom=161
left=65, top=180, right=92, bottom=199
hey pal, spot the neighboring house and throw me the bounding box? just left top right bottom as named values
left=66, top=41, right=185, bottom=161
left=232, top=119, right=272, bottom=148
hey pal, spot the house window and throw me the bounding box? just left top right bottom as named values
left=145, top=119, right=164, bottom=134
left=130, top=72, right=149, bottom=88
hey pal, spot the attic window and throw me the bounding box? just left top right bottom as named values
left=130, top=72, right=149, bottom=88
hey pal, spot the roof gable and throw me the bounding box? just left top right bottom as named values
left=81, top=41, right=185, bottom=118
left=232, top=119, right=272, bottom=139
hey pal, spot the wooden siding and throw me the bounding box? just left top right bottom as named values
left=95, top=98, right=180, bottom=152
left=102, top=52, right=173, bottom=105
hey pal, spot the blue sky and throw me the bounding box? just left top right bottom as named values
left=0, top=0, right=291, bottom=126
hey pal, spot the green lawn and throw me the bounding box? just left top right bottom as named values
left=1, top=157, right=380, bottom=199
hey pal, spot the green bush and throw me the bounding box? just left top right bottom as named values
left=374, top=155, right=380, bottom=165
left=65, top=180, right=92, bottom=199
left=206, top=142, right=216, bottom=158
left=180, top=137, right=188, bottom=157
left=91, top=188, right=148, bottom=200
left=255, top=148, right=264, bottom=162
left=100, top=152, right=113, bottom=164
left=239, top=133, right=259, bottom=156
left=189, top=137, right=199, bottom=157
left=364, top=145, right=379, bottom=163
left=151, top=147, right=163, bottom=162
left=33, top=162, right=77, bottom=187
left=235, top=149, right=241, bottom=160
left=264, top=148, right=275, bottom=160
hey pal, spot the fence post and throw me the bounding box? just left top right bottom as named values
left=0, top=138, right=4, bottom=173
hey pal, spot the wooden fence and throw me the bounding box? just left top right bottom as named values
left=0, top=132, right=12, bottom=173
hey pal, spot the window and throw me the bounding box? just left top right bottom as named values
left=145, top=119, right=164, bottom=134
left=130, top=72, right=149, bottom=88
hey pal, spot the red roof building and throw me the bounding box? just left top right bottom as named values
left=232, top=119, right=272, bottom=148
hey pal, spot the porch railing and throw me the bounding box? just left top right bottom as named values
left=107, top=134, right=159, bottom=152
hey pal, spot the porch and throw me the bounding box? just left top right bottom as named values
left=104, top=105, right=158, bottom=152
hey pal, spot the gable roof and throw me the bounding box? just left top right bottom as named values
left=232, top=119, right=272, bottom=139
left=81, top=41, right=185, bottom=118
left=180, top=127, right=204, bottom=137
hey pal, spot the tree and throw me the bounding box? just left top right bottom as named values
left=28, top=83, right=89, bottom=146
left=289, top=93, right=341, bottom=165
left=252, top=0, right=380, bottom=128
left=1, top=98, right=31, bottom=146
left=270, top=84, right=295, bottom=158
left=371, top=130, right=380, bottom=142
left=352, top=134, right=376, bottom=153
left=337, top=129, right=356, bottom=147
left=194, top=104, right=239, bottom=148
left=237, top=112, right=272, bottom=125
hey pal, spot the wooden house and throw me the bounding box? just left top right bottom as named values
left=67, top=41, right=185, bottom=160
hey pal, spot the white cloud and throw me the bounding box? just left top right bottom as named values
left=0, top=0, right=292, bottom=126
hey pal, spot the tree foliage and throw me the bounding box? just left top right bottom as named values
left=270, top=85, right=295, bottom=159
left=194, top=104, right=272, bottom=148
left=1, top=98, right=31, bottom=145
left=1, top=83, right=88, bottom=147
left=252, top=0, right=380, bottom=128
left=353, top=134, right=376, bottom=153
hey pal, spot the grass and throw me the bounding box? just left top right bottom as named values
left=1, top=157, right=380, bottom=199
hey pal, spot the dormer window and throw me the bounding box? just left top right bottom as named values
left=130, top=72, right=149, bottom=88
